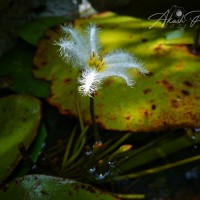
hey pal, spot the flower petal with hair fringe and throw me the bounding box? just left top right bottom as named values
left=56, top=24, right=148, bottom=96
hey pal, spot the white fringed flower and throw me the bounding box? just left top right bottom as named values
left=56, top=24, right=148, bottom=96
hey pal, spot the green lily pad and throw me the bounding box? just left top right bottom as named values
left=17, top=16, right=66, bottom=45
left=0, top=46, right=50, bottom=98
left=0, top=174, right=119, bottom=200
left=0, top=95, right=41, bottom=183
left=33, top=12, right=200, bottom=132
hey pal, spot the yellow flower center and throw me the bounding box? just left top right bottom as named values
left=88, top=53, right=105, bottom=71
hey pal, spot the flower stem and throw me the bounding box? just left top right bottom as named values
left=75, top=88, right=84, bottom=131
left=90, top=93, right=100, bottom=141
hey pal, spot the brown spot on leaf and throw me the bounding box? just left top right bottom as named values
left=143, top=88, right=152, bottom=95
left=64, top=78, right=71, bottom=83
left=80, top=184, right=96, bottom=194
left=157, top=79, right=174, bottom=91
left=147, top=72, right=154, bottom=76
left=125, top=115, right=131, bottom=120
left=104, top=79, right=112, bottom=87
left=151, top=104, right=156, bottom=110
left=154, top=44, right=163, bottom=55
left=171, top=99, right=179, bottom=108
left=144, top=110, right=149, bottom=117
left=162, top=80, right=174, bottom=91
left=141, top=38, right=148, bottom=42
left=183, top=81, right=193, bottom=87
left=94, top=91, right=99, bottom=96
left=181, top=90, right=190, bottom=96
left=196, top=96, right=200, bottom=100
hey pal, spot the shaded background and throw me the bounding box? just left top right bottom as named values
left=1, top=0, right=200, bottom=57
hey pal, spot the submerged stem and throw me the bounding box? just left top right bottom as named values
left=90, top=93, right=100, bottom=141
left=114, top=154, right=200, bottom=181
left=75, top=83, right=84, bottom=131
left=60, top=126, right=77, bottom=173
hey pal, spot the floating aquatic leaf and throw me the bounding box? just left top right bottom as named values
left=0, top=174, right=119, bottom=200
left=0, top=46, right=50, bottom=98
left=0, top=95, right=41, bottom=183
left=33, top=12, right=200, bottom=132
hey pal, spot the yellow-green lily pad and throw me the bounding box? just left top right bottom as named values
left=0, top=95, right=41, bottom=183
left=33, top=12, right=200, bottom=132
left=0, top=174, right=119, bottom=200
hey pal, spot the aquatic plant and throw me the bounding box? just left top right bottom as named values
left=56, top=24, right=148, bottom=140
left=56, top=24, right=148, bottom=96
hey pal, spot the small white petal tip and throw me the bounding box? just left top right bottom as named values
left=78, top=69, right=100, bottom=96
